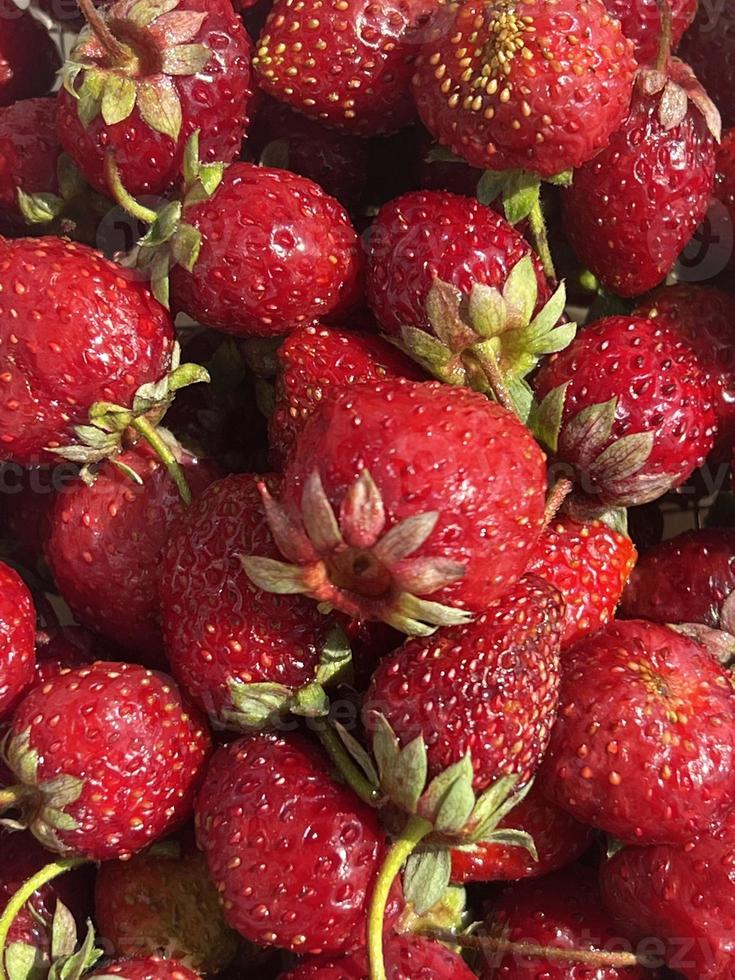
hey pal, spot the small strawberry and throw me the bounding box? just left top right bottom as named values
left=241, top=380, right=548, bottom=634
left=195, top=731, right=400, bottom=956
left=680, top=0, right=735, bottom=128
left=529, top=516, right=637, bottom=648
left=0, top=0, right=60, bottom=107
left=0, top=560, right=35, bottom=721
left=602, top=0, right=698, bottom=64
left=252, top=0, right=436, bottom=136
left=411, top=0, right=637, bottom=177
left=600, top=808, right=735, bottom=980
left=533, top=316, right=717, bottom=509
left=57, top=0, right=254, bottom=197
left=539, top=620, right=735, bottom=845
left=88, top=957, right=201, bottom=980
left=0, top=662, right=212, bottom=860
left=0, top=98, right=61, bottom=234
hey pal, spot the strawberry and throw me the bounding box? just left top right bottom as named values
left=529, top=516, right=637, bottom=648
left=195, top=731, right=400, bottom=956
left=269, top=324, right=421, bottom=467
left=562, top=57, right=720, bottom=298
left=634, top=284, right=735, bottom=460
left=0, top=560, right=35, bottom=720
left=0, top=662, right=212, bottom=860
left=602, top=0, right=698, bottom=64
left=533, top=315, right=717, bottom=509
left=241, top=380, right=548, bottom=634
left=411, top=0, right=637, bottom=177
left=57, top=0, right=254, bottom=197
left=713, top=126, right=735, bottom=272
left=0, top=98, right=61, bottom=234
left=600, top=808, right=735, bottom=980
left=45, top=444, right=217, bottom=665
left=94, top=841, right=240, bottom=973
left=88, top=957, right=201, bottom=980
left=252, top=0, right=436, bottom=136
left=450, top=781, right=594, bottom=885
left=680, top=0, right=735, bottom=129
left=539, top=619, right=735, bottom=845
left=0, top=0, right=60, bottom=107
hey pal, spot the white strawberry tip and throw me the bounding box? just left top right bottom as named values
left=239, top=468, right=474, bottom=636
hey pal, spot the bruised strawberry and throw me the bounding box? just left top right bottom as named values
left=0, top=560, right=35, bottom=720
left=602, top=0, right=697, bottom=64
left=0, top=0, right=60, bottom=107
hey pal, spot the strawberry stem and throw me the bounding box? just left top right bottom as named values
left=472, top=348, right=518, bottom=418
left=77, top=0, right=130, bottom=64
left=0, top=858, right=89, bottom=980
left=527, top=197, right=557, bottom=282
left=367, top=814, right=433, bottom=980
left=542, top=478, right=574, bottom=530
left=655, top=0, right=673, bottom=72
left=314, top=722, right=383, bottom=808
left=104, top=152, right=158, bottom=226
left=130, top=417, right=192, bottom=506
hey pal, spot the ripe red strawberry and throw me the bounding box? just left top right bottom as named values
left=0, top=98, right=62, bottom=234
left=0, top=662, right=212, bottom=860
left=242, top=380, right=548, bottom=633
left=269, top=324, right=421, bottom=466
left=602, top=0, right=698, bottom=64
left=539, top=620, right=735, bottom=845
left=0, top=560, right=35, bottom=720
left=680, top=0, right=735, bottom=128
left=95, top=841, right=239, bottom=973
left=34, top=626, right=100, bottom=685
left=562, top=58, right=720, bottom=298
left=634, top=284, right=735, bottom=460
left=195, top=731, right=400, bottom=956
left=533, top=316, right=717, bottom=508
left=600, top=808, right=735, bottom=980
left=450, top=781, right=593, bottom=884
left=252, top=0, right=436, bottom=136
left=412, top=0, right=637, bottom=177
left=0, top=0, right=60, bottom=107
left=45, top=444, right=217, bottom=665
left=57, top=0, right=254, bottom=197
left=88, top=957, right=201, bottom=980
left=529, top=516, right=637, bottom=648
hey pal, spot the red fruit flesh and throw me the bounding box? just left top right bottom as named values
left=88, top=957, right=201, bottom=980
left=0, top=0, right=60, bottom=107
left=0, top=237, right=174, bottom=466
left=170, top=164, right=362, bottom=337
left=0, top=98, right=62, bottom=234
left=540, top=620, right=735, bottom=845
left=680, top=1, right=735, bottom=129
left=195, top=731, right=399, bottom=956
left=412, top=0, right=637, bottom=176
left=4, top=662, right=212, bottom=860
left=0, top=560, right=35, bottom=720
left=602, top=0, right=698, bottom=64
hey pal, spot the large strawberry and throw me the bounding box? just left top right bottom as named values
left=57, top=0, right=254, bottom=197
left=0, top=0, right=60, bottom=107
left=533, top=316, right=717, bottom=509
left=680, top=0, right=735, bottom=128
left=241, top=380, right=548, bottom=634
left=0, top=662, right=212, bottom=860
left=411, top=0, right=637, bottom=177
left=602, top=0, right=698, bottom=64
left=540, top=620, right=735, bottom=845
left=0, top=561, right=35, bottom=721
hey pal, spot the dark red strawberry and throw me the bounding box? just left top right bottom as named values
left=57, top=0, right=254, bottom=197
left=0, top=662, right=212, bottom=860
left=634, top=284, right=735, bottom=460
left=269, top=324, right=421, bottom=466
left=45, top=444, right=217, bottom=665
left=600, top=808, right=735, bottom=980
left=603, top=0, right=698, bottom=64
left=533, top=316, right=717, bottom=509
left=680, top=0, right=735, bottom=128
left=562, top=58, right=720, bottom=298
left=242, top=380, right=548, bottom=633
left=0, top=560, right=35, bottom=720
left=712, top=127, right=735, bottom=276
left=0, top=98, right=62, bottom=234
left=0, top=0, right=60, bottom=107
left=529, top=516, right=637, bottom=648
left=540, top=620, right=735, bottom=845
left=0, top=464, right=65, bottom=573
left=412, top=0, right=637, bottom=177
left=195, top=731, right=400, bottom=956
left=34, top=626, right=100, bottom=685
left=450, top=781, right=593, bottom=885
left=252, top=0, right=436, bottom=136
left=88, top=957, right=201, bottom=980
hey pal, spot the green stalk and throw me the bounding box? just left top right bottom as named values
left=315, top=723, right=382, bottom=808
left=367, top=814, right=433, bottom=980
left=104, top=153, right=158, bottom=226
left=527, top=196, right=556, bottom=282
left=131, top=416, right=192, bottom=506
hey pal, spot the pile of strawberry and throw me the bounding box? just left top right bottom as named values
left=1, top=0, right=735, bottom=978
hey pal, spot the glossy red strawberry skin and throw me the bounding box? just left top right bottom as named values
left=5, top=662, right=212, bottom=860
left=0, top=560, right=35, bottom=720
left=0, top=0, right=60, bottom=107
left=253, top=0, right=436, bottom=136
left=0, top=237, right=174, bottom=465
left=57, top=0, right=254, bottom=197
left=602, top=0, right=698, bottom=64
left=533, top=316, right=717, bottom=508
left=269, top=324, right=421, bottom=466
left=160, top=474, right=334, bottom=728
left=87, top=957, right=201, bottom=980
left=195, top=731, right=397, bottom=956
left=0, top=98, right=61, bottom=234
left=600, top=809, right=735, bottom=980
left=45, top=446, right=217, bottom=664
left=412, top=0, right=637, bottom=177
left=680, top=2, right=735, bottom=129
left=170, top=164, right=362, bottom=337
left=562, top=70, right=717, bottom=298
left=364, top=575, right=562, bottom=792
left=450, top=781, right=593, bottom=884
left=366, top=190, right=550, bottom=336
left=540, top=620, right=735, bottom=845
left=529, top=516, right=637, bottom=648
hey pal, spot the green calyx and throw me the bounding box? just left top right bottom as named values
left=17, top=156, right=110, bottom=243
left=4, top=900, right=102, bottom=980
